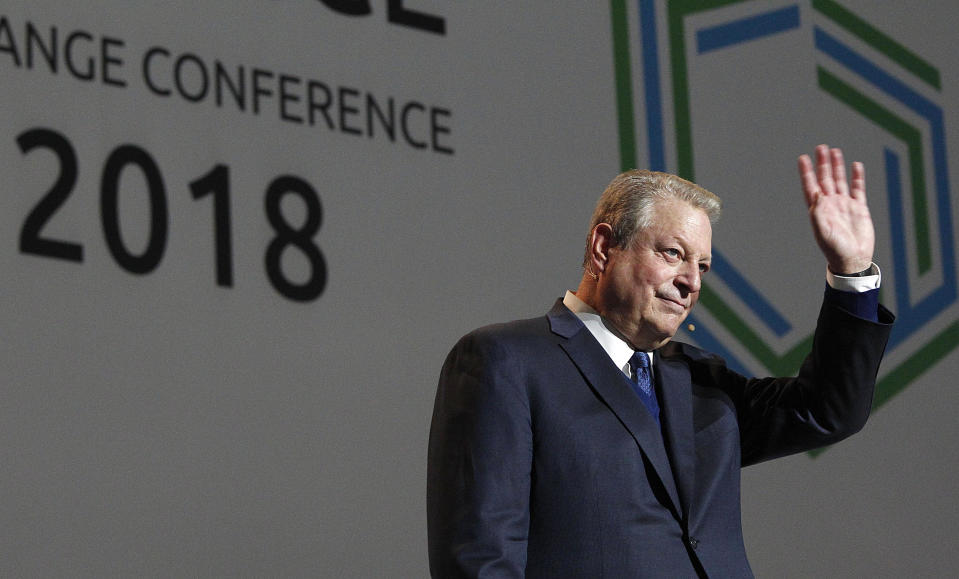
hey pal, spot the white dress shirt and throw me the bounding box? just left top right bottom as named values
left=562, top=290, right=651, bottom=380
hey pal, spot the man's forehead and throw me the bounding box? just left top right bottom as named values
left=647, top=201, right=712, bottom=239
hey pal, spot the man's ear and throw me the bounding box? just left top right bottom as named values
left=588, top=223, right=615, bottom=274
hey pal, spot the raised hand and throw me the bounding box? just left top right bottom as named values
left=798, top=144, right=874, bottom=274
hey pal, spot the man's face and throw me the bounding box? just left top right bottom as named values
left=596, top=198, right=712, bottom=350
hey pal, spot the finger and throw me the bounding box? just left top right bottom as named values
left=831, top=148, right=850, bottom=196
left=815, top=144, right=835, bottom=195
left=798, top=154, right=819, bottom=208
left=850, top=161, right=866, bottom=200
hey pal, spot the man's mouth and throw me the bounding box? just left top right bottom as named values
left=658, top=295, right=687, bottom=311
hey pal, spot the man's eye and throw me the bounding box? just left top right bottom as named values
left=699, top=263, right=710, bottom=273
left=664, top=248, right=681, bottom=259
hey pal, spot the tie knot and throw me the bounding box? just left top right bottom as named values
left=629, top=351, right=649, bottom=371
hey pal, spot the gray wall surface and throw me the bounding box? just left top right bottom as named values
left=1, top=1, right=956, bottom=576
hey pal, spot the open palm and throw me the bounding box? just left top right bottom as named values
left=798, top=145, right=875, bottom=274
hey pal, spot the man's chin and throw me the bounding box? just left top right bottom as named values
left=658, top=308, right=689, bottom=326
left=643, top=323, right=685, bottom=350
left=656, top=317, right=689, bottom=343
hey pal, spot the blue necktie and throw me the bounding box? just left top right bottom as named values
left=629, top=351, right=660, bottom=424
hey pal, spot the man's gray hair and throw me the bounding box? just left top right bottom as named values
left=583, top=169, right=721, bottom=268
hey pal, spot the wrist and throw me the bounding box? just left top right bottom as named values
left=833, top=265, right=873, bottom=277
left=828, top=260, right=873, bottom=277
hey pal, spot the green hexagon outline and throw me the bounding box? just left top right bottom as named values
left=609, top=0, right=959, bottom=413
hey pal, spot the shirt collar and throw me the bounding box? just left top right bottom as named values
left=563, top=290, right=649, bottom=373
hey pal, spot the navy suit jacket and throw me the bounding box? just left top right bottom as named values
left=428, top=297, right=893, bottom=578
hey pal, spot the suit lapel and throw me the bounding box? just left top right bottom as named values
left=655, top=346, right=696, bottom=524
left=547, top=301, right=682, bottom=518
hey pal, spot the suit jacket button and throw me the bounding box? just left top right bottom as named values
left=688, top=537, right=699, bottom=550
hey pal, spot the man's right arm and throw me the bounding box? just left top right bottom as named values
left=427, top=330, right=533, bottom=578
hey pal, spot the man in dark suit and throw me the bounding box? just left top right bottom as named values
left=427, top=145, right=894, bottom=578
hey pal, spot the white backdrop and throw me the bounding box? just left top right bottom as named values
left=1, top=1, right=956, bottom=576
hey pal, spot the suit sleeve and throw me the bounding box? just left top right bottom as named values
left=427, top=330, right=532, bottom=578
left=733, top=298, right=894, bottom=465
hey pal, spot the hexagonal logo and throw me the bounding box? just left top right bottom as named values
left=610, top=0, right=957, bottom=416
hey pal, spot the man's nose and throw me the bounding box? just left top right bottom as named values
left=676, top=263, right=701, bottom=294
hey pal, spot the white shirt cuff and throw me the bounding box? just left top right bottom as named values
left=826, top=263, right=881, bottom=292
